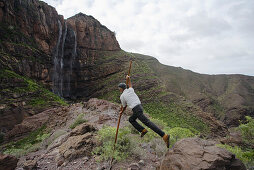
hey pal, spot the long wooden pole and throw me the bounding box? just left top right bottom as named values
left=110, top=60, right=132, bottom=168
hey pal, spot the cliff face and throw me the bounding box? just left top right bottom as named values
left=67, top=13, right=120, bottom=51
left=52, top=13, right=121, bottom=98
left=0, top=0, right=121, bottom=98
left=0, top=0, right=122, bottom=132
left=0, top=0, right=61, bottom=54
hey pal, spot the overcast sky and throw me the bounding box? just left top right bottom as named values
left=43, top=0, right=254, bottom=76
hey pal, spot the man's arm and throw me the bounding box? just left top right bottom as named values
left=126, top=75, right=132, bottom=88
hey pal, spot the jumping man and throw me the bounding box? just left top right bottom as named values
left=118, top=75, right=170, bottom=148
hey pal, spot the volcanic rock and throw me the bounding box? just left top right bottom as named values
left=67, top=13, right=120, bottom=51
left=70, top=123, right=96, bottom=136
left=23, top=160, right=37, bottom=170
left=0, top=154, right=18, bottom=170
left=160, top=138, right=246, bottom=170
left=59, top=132, right=96, bottom=160
left=58, top=123, right=97, bottom=160
left=0, top=0, right=61, bottom=54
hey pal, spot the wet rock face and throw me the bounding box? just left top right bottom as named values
left=160, top=138, right=246, bottom=170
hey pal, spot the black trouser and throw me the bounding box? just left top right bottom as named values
left=129, top=104, right=165, bottom=137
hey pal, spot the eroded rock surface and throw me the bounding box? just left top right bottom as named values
left=160, top=138, right=246, bottom=170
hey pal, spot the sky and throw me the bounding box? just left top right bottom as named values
left=42, top=0, right=254, bottom=76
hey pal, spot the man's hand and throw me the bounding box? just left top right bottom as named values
left=119, top=105, right=127, bottom=115
left=126, top=75, right=132, bottom=88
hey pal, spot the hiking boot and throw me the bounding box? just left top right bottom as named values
left=141, top=129, right=148, bottom=137
left=163, top=134, right=170, bottom=148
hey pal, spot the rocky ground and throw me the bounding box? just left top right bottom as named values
left=6, top=99, right=163, bottom=170
left=0, top=98, right=247, bottom=170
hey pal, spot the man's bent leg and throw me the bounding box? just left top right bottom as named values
left=129, top=112, right=145, bottom=133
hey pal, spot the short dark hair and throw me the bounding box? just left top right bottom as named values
left=118, top=83, right=126, bottom=90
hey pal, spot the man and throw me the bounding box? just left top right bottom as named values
left=118, top=75, right=170, bottom=148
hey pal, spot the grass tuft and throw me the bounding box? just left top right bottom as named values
left=69, top=113, right=87, bottom=129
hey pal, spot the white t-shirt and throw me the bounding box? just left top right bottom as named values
left=120, top=87, right=141, bottom=109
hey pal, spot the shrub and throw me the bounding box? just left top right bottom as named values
left=164, top=127, right=196, bottom=147
left=42, top=129, right=67, bottom=148
left=217, top=144, right=254, bottom=167
left=238, top=116, right=254, bottom=145
left=3, top=125, right=50, bottom=157
left=92, top=126, right=132, bottom=161
left=69, top=113, right=87, bottom=129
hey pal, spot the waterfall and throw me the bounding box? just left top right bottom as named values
left=52, top=20, right=62, bottom=96
left=53, top=20, right=77, bottom=98
left=60, top=22, right=67, bottom=97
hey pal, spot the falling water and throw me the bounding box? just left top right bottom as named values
left=53, top=20, right=62, bottom=96
left=60, top=22, right=67, bottom=97
left=53, top=20, right=77, bottom=98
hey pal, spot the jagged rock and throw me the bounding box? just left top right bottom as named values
left=160, top=138, right=246, bottom=170
left=128, top=163, right=140, bottom=170
left=70, top=123, right=96, bottom=136
left=0, top=154, right=18, bottom=170
left=23, top=160, right=37, bottom=170
left=59, top=132, right=96, bottom=160
left=85, top=98, right=132, bottom=116
left=138, top=160, right=145, bottom=166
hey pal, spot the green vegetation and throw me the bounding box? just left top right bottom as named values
left=217, top=144, right=254, bottom=167
left=69, top=113, right=87, bottom=129
left=0, top=69, right=67, bottom=109
left=3, top=125, right=50, bottom=157
left=144, top=102, right=209, bottom=134
left=93, top=120, right=197, bottom=161
left=238, top=116, right=254, bottom=145
left=217, top=116, right=254, bottom=167
left=165, top=127, right=195, bottom=144
left=0, top=23, right=38, bottom=48
left=92, top=126, right=131, bottom=161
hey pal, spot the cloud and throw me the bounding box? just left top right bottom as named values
left=42, top=0, right=254, bottom=76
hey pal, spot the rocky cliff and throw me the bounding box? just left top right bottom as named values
left=0, top=0, right=122, bottom=132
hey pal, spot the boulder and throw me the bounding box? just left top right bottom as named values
left=0, top=154, right=18, bottom=170
left=70, top=123, right=96, bottom=136
left=23, top=160, right=37, bottom=170
left=58, top=123, right=97, bottom=160
left=160, top=138, right=246, bottom=170
left=59, top=132, right=96, bottom=160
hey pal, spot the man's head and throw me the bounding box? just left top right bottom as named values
left=118, top=83, right=126, bottom=93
